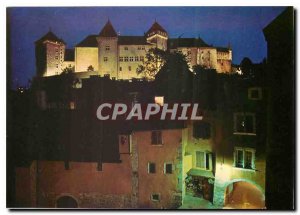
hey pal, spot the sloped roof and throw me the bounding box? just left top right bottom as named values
left=99, top=20, right=118, bottom=37
left=146, top=21, right=168, bottom=36
left=216, top=47, right=230, bottom=52
left=64, top=49, right=75, bottom=61
left=35, top=31, right=65, bottom=44
left=76, top=35, right=98, bottom=47
left=168, top=38, right=209, bottom=49
left=118, top=36, right=150, bottom=45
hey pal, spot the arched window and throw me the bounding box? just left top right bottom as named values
left=56, top=196, right=78, bottom=208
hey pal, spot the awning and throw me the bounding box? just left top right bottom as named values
left=187, top=168, right=215, bottom=178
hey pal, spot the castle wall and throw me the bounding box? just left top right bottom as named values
left=216, top=50, right=232, bottom=73
left=197, top=47, right=218, bottom=70
left=97, top=37, right=118, bottom=78
left=75, top=47, right=98, bottom=72
left=45, top=42, right=65, bottom=76
left=118, top=45, right=151, bottom=80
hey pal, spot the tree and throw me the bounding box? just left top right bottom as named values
left=154, top=51, right=192, bottom=102
left=87, top=65, right=94, bottom=72
left=136, top=48, right=167, bottom=81
left=240, top=57, right=254, bottom=78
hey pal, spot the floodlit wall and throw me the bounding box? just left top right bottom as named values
left=75, top=47, right=98, bottom=72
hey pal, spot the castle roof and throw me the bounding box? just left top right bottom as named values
left=99, top=20, right=118, bottom=37
left=216, top=47, right=231, bottom=52
left=118, top=36, right=150, bottom=45
left=35, top=31, right=65, bottom=44
left=168, top=38, right=209, bottom=49
left=76, top=35, right=98, bottom=47
left=64, top=49, right=75, bottom=61
left=76, top=35, right=152, bottom=47
left=146, top=21, right=168, bottom=36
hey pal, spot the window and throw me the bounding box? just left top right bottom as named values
left=105, top=45, right=110, bottom=50
left=128, top=66, right=131, bottom=71
left=55, top=48, right=58, bottom=53
left=124, top=47, right=128, bottom=50
left=119, top=67, right=122, bottom=71
left=234, top=148, right=255, bottom=170
left=248, top=87, right=262, bottom=100
left=119, top=57, right=123, bottom=62
left=56, top=64, right=59, bottom=68
left=234, top=113, right=256, bottom=135
left=151, top=131, right=162, bottom=145
left=138, top=47, right=141, bottom=50
left=141, top=46, right=145, bottom=50
left=135, top=56, right=139, bottom=61
left=154, top=96, right=164, bottom=106
left=70, top=101, right=75, bottom=110
left=129, top=57, right=134, bottom=62
left=193, top=121, right=211, bottom=139
left=196, top=151, right=212, bottom=170
left=55, top=56, right=59, bottom=60
left=104, top=57, right=108, bottom=62
left=124, top=57, right=128, bottom=62
left=140, top=56, right=144, bottom=61
left=148, top=162, right=156, bottom=173
left=164, top=163, right=173, bottom=174
left=151, top=194, right=160, bottom=202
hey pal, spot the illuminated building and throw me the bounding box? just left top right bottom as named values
left=35, top=20, right=232, bottom=79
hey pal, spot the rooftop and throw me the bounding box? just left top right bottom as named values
left=99, top=20, right=118, bottom=37
left=35, top=31, right=65, bottom=44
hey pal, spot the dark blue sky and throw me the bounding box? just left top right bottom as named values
left=8, top=7, right=286, bottom=88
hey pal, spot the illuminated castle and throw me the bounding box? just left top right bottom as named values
left=35, top=20, right=232, bottom=79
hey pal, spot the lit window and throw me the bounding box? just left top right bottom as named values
left=119, top=57, right=123, bottom=62
left=148, top=162, right=156, bottom=173
left=135, top=56, right=139, bottom=61
left=119, top=67, right=122, bottom=71
left=151, top=194, right=160, bottom=202
left=164, top=163, right=173, bottom=174
left=124, top=47, right=128, bottom=50
left=129, top=57, right=134, bottom=62
left=105, top=45, right=110, bottom=50
left=248, top=87, right=262, bottom=100
left=234, top=148, right=255, bottom=170
left=104, top=57, right=108, bottom=62
left=128, top=66, right=131, bottom=71
left=70, top=101, right=75, bottom=110
left=151, top=131, right=162, bottom=145
left=154, top=96, right=164, bottom=106
left=234, top=113, right=256, bottom=135
left=195, top=151, right=212, bottom=170
left=124, top=57, right=128, bottom=62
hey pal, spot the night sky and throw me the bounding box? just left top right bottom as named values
left=7, top=7, right=286, bottom=89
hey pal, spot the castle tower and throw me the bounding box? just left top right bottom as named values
left=146, top=21, right=168, bottom=51
left=35, top=31, right=66, bottom=77
left=96, top=20, right=118, bottom=79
